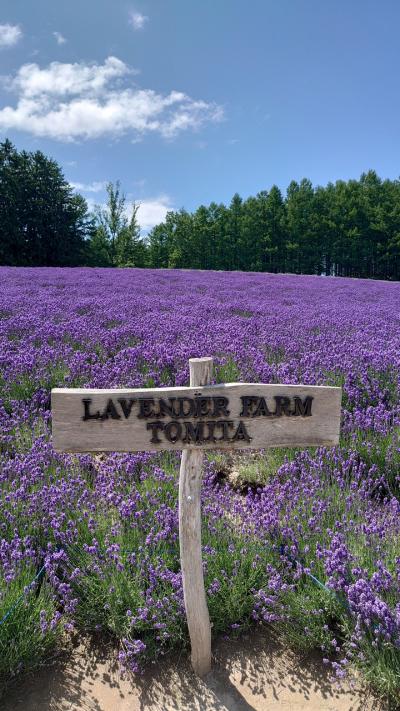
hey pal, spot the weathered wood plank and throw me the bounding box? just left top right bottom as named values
left=51, top=382, right=342, bottom=453
left=179, top=357, right=212, bottom=676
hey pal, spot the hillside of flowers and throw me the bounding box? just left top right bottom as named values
left=0, top=267, right=399, bottom=703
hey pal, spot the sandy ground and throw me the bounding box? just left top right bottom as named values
left=2, top=628, right=387, bottom=711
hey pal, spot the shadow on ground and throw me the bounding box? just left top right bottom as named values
left=1, top=628, right=386, bottom=711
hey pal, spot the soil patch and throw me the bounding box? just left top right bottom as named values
left=2, top=628, right=386, bottom=711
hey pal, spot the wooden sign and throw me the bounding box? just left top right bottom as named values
left=52, top=384, right=340, bottom=453
left=51, top=357, right=342, bottom=677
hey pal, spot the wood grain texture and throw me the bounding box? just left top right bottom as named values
left=179, top=357, right=212, bottom=676
left=52, top=382, right=342, bottom=453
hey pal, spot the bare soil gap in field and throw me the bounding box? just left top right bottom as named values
left=1, top=629, right=384, bottom=711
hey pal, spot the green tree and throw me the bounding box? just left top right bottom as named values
left=90, top=182, right=147, bottom=267
left=93, top=181, right=126, bottom=266
left=116, top=203, right=147, bottom=267
left=263, top=186, right=287, bottom=272
left=87, top=225, right=112, bottom=267
left=0, top=139, right=91, bottom=266
left=224, top=193, right=243, bottom=270
left=286, top=179, right=320, bottom=274
left=147, top=214, right=174, bottom=268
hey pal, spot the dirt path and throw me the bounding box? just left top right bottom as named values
left=2, top=628, right=386, bottom=711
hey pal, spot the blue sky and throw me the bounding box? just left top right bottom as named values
left=0, top=0, right=399, bottom=230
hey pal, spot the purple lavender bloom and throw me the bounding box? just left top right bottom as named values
left=0, top=267, right=399, bottom=697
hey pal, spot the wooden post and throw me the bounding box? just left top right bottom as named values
left=179, top=357, right=213, bottom=676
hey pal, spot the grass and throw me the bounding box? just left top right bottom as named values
left=7, top=418, right=48, bottom=454
left=0, top=568, right=62, bottom=691
left=214, top=357, right=241, bottom=384
left=208, top=447, right=302, bottom=490
left=276, top=584, right=343, bottom=651
left=346, top=427, right=400, bottom=494
left=3, top=361, right=70, bottom=405
left=357, top=635, right=400, bottom=702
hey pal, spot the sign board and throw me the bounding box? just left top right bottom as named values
left=52, top=383, right=341, bottom=453
left=51, top=357, right=342, bottom=678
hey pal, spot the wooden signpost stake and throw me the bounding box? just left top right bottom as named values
left=179, top=357, right=213, bottom=676
left=52, top=356, right=341, bottom=677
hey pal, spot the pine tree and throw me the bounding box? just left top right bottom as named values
left=0, top=139, right=91, bottom=266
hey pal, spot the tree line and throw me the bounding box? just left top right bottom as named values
left=148, top=175, right=400, bottom=279
left=1, top=139, right=400, bottom=279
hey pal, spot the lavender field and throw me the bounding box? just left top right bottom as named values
left=0, top=267, right=400, bottom=703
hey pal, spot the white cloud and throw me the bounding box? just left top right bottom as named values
left=0, top=23, right=22, bottom=48
left=136, top=195, right=172, bottom=231
left=70, top=180, right=107, bottom=193
left=9, top=56, right=130, bottom=98
left=53, top=31, right=67, bottom=45
left=129, top=11, right=148, bottom=30
left=0, top=56, right=223, bottom=142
